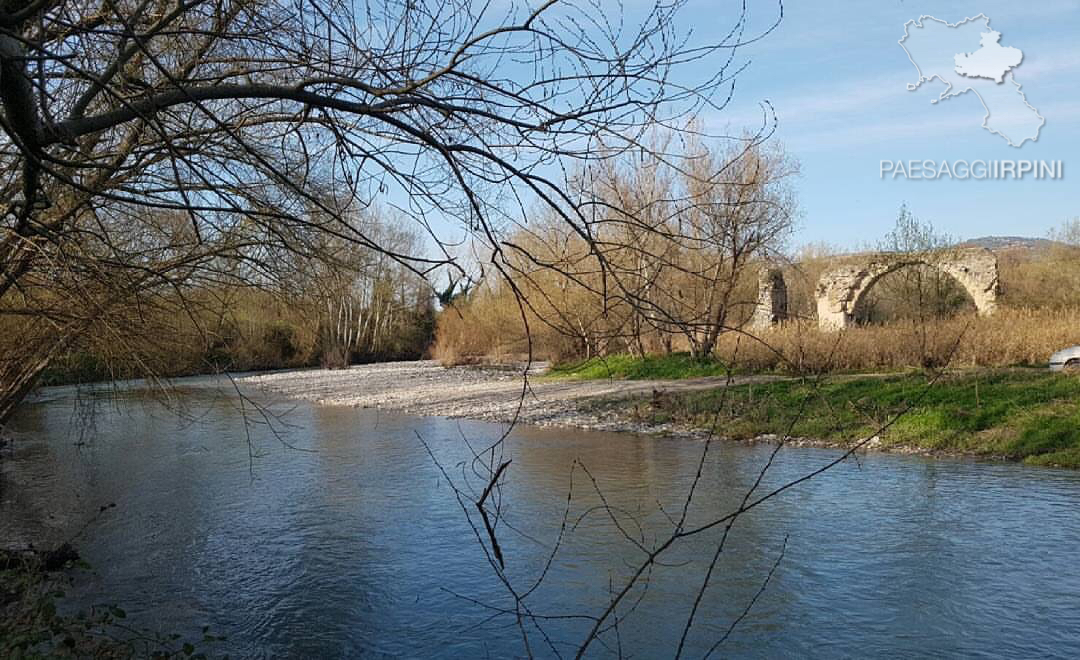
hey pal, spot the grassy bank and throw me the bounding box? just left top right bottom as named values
left=595, top=369, right=1080, bottom=468
left=546, top=353, right=732, bottom=380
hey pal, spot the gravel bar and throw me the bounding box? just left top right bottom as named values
left=239, top=360, right=775, bottom=433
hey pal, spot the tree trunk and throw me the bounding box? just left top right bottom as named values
left=0, top=325, right=81, bottom=427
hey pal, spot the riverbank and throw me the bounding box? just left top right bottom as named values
left=239, top=362, right=1080, bottom=467
left=238, top=360, right=778, bottom=432
left=582, top=368, right=1080, bottom=468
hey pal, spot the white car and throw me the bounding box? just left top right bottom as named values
left=1049, top=345, right=1080, bottom=372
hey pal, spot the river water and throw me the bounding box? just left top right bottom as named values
left=3, top=379, right=1080, bottom=657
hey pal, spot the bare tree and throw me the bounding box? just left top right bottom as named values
left=298, top=209, right=432, bottom=367
left=493, top=133, right=798, bottom=362
left=856, top=205, right=971, bottom=325
left=1049, top=217, right=1080, bottom=247
left=0, top=0, right=783, bottom=422
left=666, top=137, right=798, bottom=356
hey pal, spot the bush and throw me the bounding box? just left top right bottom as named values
left=260, top=322, right=298, bottom=365
left=38, top=352, right=113, bottom=386
left=319, top=341, right=350, bottom=369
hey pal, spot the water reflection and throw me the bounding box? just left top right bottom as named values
left=3, top=383, right=1080, bottom=657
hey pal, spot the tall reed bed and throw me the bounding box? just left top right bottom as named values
left=716, top=308, right=1080, bottom=373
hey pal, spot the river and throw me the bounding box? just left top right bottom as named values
left=3, top=378, right=1080, bottom=657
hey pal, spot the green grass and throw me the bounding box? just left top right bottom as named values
left=546, top=352, right=732, bottom=380
left=613, top=369, right=1080, bottom=468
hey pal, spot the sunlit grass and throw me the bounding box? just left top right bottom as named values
left=545, top=352, right=732, bottom=380
left=612, top=369, right=1080, bottom=467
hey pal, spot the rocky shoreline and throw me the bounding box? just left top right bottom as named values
left=239, top=360, right=770, bottom=432
left=239, top=361, right=990, bottom=461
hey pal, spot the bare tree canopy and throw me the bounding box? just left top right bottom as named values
left=476, top=134, right=797, bottom=363
left=0, top=0, right=781, bottom=420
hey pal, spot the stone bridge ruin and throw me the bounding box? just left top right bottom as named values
left=751, top=247, right=1000, bottom=331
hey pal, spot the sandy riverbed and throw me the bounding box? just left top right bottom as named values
left=239, top=360, right=774, bottom=433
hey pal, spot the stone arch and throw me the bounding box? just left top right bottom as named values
left=815, top=247, right=999, bottom=329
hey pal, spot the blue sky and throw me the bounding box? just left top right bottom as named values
left=699, top=0, right=1080, bottom=248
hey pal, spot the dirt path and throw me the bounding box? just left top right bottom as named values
left=239, top=360, right=779, bottom=432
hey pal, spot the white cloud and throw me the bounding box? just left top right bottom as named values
left=784, top=99, right=1080, bottom=151
left=703, top=73, right=912, bottom=132
left=1013, top=47, right=1080, bottom=81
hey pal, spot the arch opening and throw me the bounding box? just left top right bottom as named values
left=851, top=261, right=977, bottom=325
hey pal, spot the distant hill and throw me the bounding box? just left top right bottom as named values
left=795, top=236, right=1071, bottom=263
left=959, top=236, right=1063, bottom=251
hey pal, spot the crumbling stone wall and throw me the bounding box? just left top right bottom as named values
left=751, top=268, right=789, bottom=331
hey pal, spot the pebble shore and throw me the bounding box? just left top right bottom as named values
left=239, top=360, right=772, bottom=435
